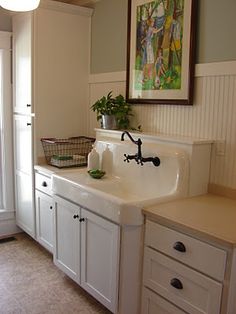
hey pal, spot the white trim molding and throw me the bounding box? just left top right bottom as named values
left=89, top=71, right=126, bottom=84
left=195, top=61, right=236, bottom=77
left=89, top=61, right=236, bottom=84
left=0, top=32, right=15, bottom=212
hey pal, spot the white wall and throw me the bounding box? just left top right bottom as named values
left=87, top=61, right=236, bottom=189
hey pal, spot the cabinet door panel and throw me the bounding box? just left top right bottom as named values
left=13, top=12, right=32, bottom=114
left=15, top=171, right=35, bottom=237
left=81, top=209, right=119, bottom=313
left=53, top=196, right=80, bottom=283
left=35, top=190, right=53, bottom=253
left=13, top=115, right=33, bottom=175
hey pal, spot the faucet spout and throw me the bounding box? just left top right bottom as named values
left=121, top=131, right=142, bottom=146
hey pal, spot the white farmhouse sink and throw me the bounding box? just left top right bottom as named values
left=52, top=135, right=190, bottom=225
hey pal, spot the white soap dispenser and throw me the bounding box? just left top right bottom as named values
left=87, top=145, right=100, bottom=170
left=101, top=145, right=112, bottom=174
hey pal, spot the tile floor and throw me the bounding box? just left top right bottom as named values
left=0, top=233, right=111, bottom=314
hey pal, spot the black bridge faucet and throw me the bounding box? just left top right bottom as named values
left=121, top=131, right=161, bottom=167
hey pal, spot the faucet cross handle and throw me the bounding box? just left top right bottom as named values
left=124, top=154, right=130, bottom=163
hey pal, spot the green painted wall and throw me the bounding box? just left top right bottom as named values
left=91, top=0, right=128, bottom=73
left=0, top=10, right=12, bottom=31
left=90, top=0, right=236, bottom=74
left=197, top=0, right=236, bottom=63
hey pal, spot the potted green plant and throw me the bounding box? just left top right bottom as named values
left=91, top=91, right=134, bottom=130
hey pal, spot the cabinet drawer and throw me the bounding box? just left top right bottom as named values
left=142, top=287, right=186, bottom=314
left=145, top=220, right=226, bottom=281
left=143, top=247, right=222, bottom=314
left=35, top=173, right=52, bottom=195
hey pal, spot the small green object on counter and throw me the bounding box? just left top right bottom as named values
left=88, top=169, right=106, bottom=179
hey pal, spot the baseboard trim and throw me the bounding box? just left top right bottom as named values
left=208, top=184, right=236, bottom=200
left=0, top=218, right=21, bottom=237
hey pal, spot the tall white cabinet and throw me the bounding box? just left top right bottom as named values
left=13, top=12, right=34, bottom=236
left=12, top=1, right=92, bottom=237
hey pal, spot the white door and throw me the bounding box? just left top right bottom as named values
left=35, top=190, right=53, bottom=253
left=12, top=12, right=33, bottom=114
left=14, top=115, right=35, bottom=237
left=81, top=208, right=120, bottom=313
left=53, top=196, right=80, bottom=284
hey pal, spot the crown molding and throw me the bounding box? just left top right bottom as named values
left=39, top=0, right=93, bottom=16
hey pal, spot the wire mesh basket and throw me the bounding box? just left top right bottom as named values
left=41, top=136, right=95, bottom=168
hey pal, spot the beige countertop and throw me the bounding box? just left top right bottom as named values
left=34, top=164, right=86, bottom=176
left=143, top=194, right=236, bottom=248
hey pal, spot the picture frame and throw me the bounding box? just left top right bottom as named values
left=126, top=0, right=197, bottom=105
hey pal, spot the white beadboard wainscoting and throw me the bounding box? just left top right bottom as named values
left=88, top=61, right=236, bottom=191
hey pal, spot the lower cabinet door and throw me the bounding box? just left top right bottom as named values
left=80, top=208, right=120, bottom=313
left=15, top=171, right=35, bottom=237
left=35, top=190, right=53, bottom=253
left=142, top=287, right=187, bottom=314
left=53, top=196, right=80, bottom=284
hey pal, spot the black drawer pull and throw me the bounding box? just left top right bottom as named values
left=26, top=104, right=31, bottom=107
left=170, top=278, right=183, bottom=290
left=27, top=123, right=31, bottom=126
left=173, top=241, right=186, bottom=252
left=79, top=218, right=85, bottom=222
left=42, top=181, right=47, bottom=187
left=73, top=214, right=79, bottom=219
left=50, top=206, right=53, bottom=210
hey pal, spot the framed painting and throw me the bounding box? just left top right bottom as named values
left=126, top=0, right=197, bottom=105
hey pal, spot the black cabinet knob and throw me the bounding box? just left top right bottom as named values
left=50, top=206, right=53, bottom=210
left=26, top=104, right=31, bottom=107
left=42, top=181, right=47, bottom=187
left=79, top=218, right=85, bottom=222
left=27, top=123, right=31, bottom=126
left=173, top=241, right=186, bottom=253
left=73, top=214, right=79, bottom=219
left=170, top=278, right=183, bottom=290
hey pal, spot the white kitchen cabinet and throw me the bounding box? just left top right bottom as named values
left=53, top=195, right=120, bottom=313
left=142, top=220, right=226, bottom=314
left=81, top=208, right=120, bottom=312
left=35, top=191, right=53, bottom=253
left=35, top=170, right=53, bottom=250
left=13, top=12, right=34, bottom=237
left=53, top=196, right=80, bottom=283
left=35, top=170, right=53, bottom=252
left=12, top=2, right=92, bottom=237
left=13, top=115, right=35, bottom=237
